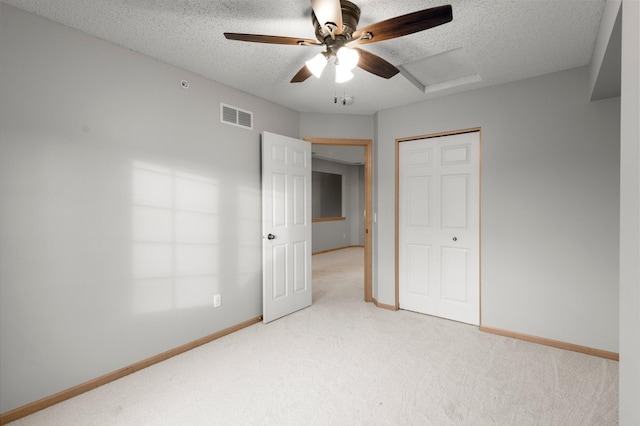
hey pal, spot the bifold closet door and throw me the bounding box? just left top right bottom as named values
left=398, top=131, right=480, bottom=325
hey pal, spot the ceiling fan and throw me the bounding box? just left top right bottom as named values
left=224, top=0, right=453, bottom=83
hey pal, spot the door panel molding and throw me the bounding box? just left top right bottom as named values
left=262, top=132, right=312, bottom=323
left=396, top=127, right=482, bottom=323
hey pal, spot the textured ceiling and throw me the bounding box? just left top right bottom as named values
left=2, top=0, right=606, bottom=115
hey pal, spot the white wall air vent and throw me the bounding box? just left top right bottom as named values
left=220, top=103, right=253, bottom=130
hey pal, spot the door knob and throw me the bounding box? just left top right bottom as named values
left=267, top=234, right=276, bottom=240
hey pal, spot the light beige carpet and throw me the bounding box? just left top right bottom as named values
left=9, top=247, right=618, bottom=425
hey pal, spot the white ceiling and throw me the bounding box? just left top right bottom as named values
left=2, top=0, right=606, bottom=115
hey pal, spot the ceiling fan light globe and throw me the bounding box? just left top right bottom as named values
left=305, top=53, right=328, bottom=78
left=337, top=47, right=359, bottom=71
left=335, top=64, right=354, bottom=83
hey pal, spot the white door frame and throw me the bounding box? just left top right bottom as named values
left=395, top=127, right=482, bottom=323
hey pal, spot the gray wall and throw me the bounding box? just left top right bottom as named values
left=300, top=112, right=371, bottom=253
left=0, top=4, right=299, bottom=413
left=2, top=1, right=636, bottom=419
left=619, top=0, right=640, bottom=423
left=311, top=158, right=364, bottom=253
left=374, top=66, right=620, bottom=353
left=300, top=113, right=374, bottom=140
left=357, top=165, right=365, bottom=244
left=589, top=0, right=622, bottom=100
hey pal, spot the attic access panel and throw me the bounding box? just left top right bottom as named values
left=399, top=47, right=481, bottom=93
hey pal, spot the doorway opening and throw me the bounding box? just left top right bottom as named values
left=304, top=137, right=373, bottom=303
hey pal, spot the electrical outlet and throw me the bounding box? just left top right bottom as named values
left=213, top=294, right=221, bottom=307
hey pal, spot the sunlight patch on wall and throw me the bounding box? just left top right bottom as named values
left=236, top=185, right=261, bottom=289
left=132, top=161, right=219, bottom=314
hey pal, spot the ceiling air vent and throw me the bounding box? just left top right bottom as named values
left=220, top=103, right=253, bottom=130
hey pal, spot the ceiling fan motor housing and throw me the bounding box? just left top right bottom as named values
left=312, top=0, right=361, bottom=42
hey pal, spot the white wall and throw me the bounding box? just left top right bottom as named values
left=619, top=0, right=640, bottom=423
left=375, top=66, right=620, bottom=353
left=0, top=4, right=299, bottom=413
left=312, top=158, right=364, bottom=252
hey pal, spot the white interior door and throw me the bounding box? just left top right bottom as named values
left=262, top=131, right=312, bottom=323
left=399, top=131, right=480, bottom=325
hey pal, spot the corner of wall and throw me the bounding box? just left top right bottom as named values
left=619, top=0, right=640, bottom=423
left=589, top=0, right=622, bottom=100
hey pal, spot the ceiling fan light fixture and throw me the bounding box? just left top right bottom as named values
left=225, top=3, right=453, bottom=85
left=306, top=53, right=328, bottom=78
left=335, top=64, right=354, bottom=83
left=336, top=47, right=359, bottom=70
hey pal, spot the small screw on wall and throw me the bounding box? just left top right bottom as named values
left=180, top=80, right=189, bottom=89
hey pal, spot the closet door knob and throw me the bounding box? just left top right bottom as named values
left=267, top=234, right=276, bottom=240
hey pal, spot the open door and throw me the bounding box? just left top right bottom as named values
left=262, top=132, right=312, bottom=323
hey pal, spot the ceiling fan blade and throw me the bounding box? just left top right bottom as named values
left=311, top=0, right=343, bottom=35
left=352, top=4, right=452, bottom=44
left=353, top=48, right=399, bottom=79
left=291, top=65, right=313, bottom=83
left=224, top=33, right=320, bottom=46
